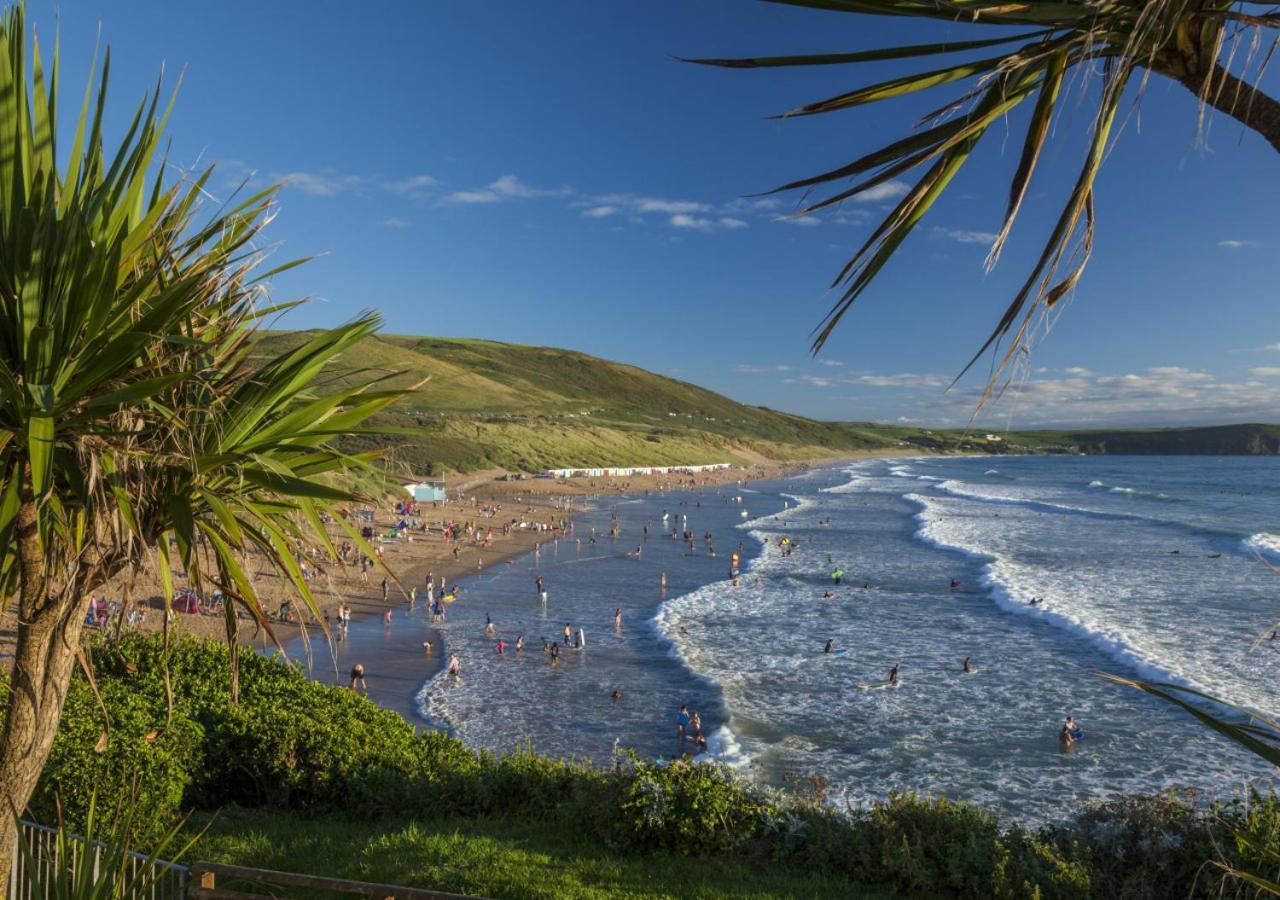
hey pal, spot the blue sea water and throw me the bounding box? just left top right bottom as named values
left=340, top=457, right=1280, bottom=824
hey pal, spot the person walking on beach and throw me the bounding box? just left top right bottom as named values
left=350, top=663, right=367, bottom=693
left=536, top=575, right=544, bottom=596
left=381, top=577, right=389, bottom=602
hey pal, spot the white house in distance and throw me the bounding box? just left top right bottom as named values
left=399, top=476, right=448, bottom=502
left=542, top=463, right=733, bottom=479
left=984, top=434, right=1003, bottom=442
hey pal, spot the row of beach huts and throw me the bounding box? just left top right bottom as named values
left=540, top=463, right=733, bottom=479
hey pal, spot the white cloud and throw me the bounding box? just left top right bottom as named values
left=818, top=359, right=845, bottom=368
left=1266, top=343, right=1280, bottom=351
left=887, top=365, right=1280, bottom=428
left=377, top=217, right=410, bottom=228
left=638, top=198, right=710, bottom=214
left=1063, top=366, right=1092, bottom=376
left=934, top=227, right=998, bottom=245
left=444, top=189, right=502, bottom=204
left=735, top=363, right=793, bottom=374
left=278, top=170, right=364, bottom=196
left=850, top=373, right=946, bottom=389
left=670, top=213, right=714, bottom=232
left=855, top=180, right=910, bottom=202
left=444, top=174, right=571, bottom=205
left=724, top=197, right=782, bottom=213
left=573, top=194, right=752, bottom=231
left=1218, top=239, right=1260, bottom=249
left=774, top=215, right=822, bottom=227
left=784, top=375, right=835, bottom=388
left=385, top=174, right=437, bottom=195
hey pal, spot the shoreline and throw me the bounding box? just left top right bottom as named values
left=0, top=456, right=861, bottom=665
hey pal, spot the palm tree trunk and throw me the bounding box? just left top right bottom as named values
left=1177, top=63, right=1280, bottom=153
left=0, top=496, right=87, bottom=884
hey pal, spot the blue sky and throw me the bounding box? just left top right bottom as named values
left=33, top=0, right=1280, bottom=427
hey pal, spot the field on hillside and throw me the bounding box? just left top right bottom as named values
left=261, top=332, right=891, bottom=474
left=258, top=333, right=1280, bottom=474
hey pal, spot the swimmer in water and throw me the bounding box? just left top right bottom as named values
left=423, top=641, right=432, bottom=656
left=1060, top=721, right=1077, bottom=748
left=611, top=689, right=623, bottom=703
left=823, top=591, right=835, bottom=600
left=950, top=579, right=962, bottom=591
left=824, top=640, right=834, bottom=654
left=447, top=655, right=460, bottom=677
left=614, top=608, right=622, bottom=629
left=888, top=663, right=901, bottom=685
left=963, top=656, right=972, bottom=673
left=516, top=635, right=525, bottom=651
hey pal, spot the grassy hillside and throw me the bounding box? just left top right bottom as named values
left=258, top=332, right=1280, bottom=473
left=259, top=332, right=887, bottom=474
left=841, top=423, right=1280, bottom=456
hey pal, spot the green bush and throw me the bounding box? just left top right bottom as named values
left=19, top=633, right=1273, bottom=898
left=27, top=672, right=202, bottom=848
left=616, top=759, right=771, bottom=855
left=1218, top=788, right=1280, bottom=895
left=1045, top=792, right=1216, bottom=899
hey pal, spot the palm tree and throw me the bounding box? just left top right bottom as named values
left=0, top=6, right=403, bottom=878
left=690, top=0, right=1279, bottom=389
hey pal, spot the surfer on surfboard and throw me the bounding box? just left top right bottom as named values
left=888, top=663, right=901, bottom=686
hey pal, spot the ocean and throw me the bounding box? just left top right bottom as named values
left=315, top=456, right=1280, bottom=824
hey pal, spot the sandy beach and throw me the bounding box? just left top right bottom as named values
left=0, top=456, right=855, bottom=664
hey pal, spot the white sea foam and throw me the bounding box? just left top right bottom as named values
left=907, top=494, right=1188, bottom=687
left=1243, top=532, right=1280, bottom=558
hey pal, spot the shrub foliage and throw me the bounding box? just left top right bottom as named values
left=12, top=634, right=1278, bottom=897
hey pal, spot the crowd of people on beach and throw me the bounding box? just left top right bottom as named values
left=339, top=472, right=1087, bottom=773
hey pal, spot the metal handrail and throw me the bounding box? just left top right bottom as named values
left=7, top=818, right=189, bottom=900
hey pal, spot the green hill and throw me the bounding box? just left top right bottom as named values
left=1008, top=423, right=1280, bottom=455
left=259, top=332, right=891, bottom=474
left=856, top=423, right=1280, bottom=456
left=258, top=332, right=1280, bottom=473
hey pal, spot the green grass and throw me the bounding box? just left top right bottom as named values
left=258, top=331, right=882, bottom=473
left=257, top=332, right=1280, bottom=474
left=184, top=808, right=882, bottom=900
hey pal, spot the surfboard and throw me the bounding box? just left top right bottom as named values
left=858, top=681, right=897, bottom=691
